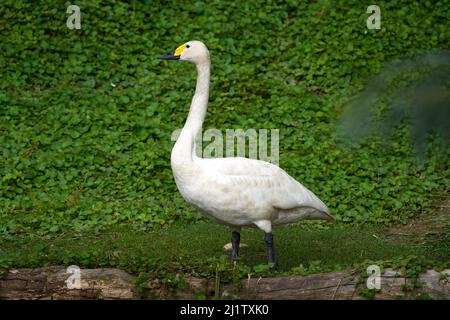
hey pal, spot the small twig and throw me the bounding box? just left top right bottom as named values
left=246, top=273, right=251, bottom=298
left=254, top=276, right=262, bottom=296
left=331, top=278, right=343, bottom=300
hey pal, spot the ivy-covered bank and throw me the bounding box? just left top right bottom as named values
left=0, top=0, right=449, bottom=237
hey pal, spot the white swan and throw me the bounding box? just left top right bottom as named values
left=160, top=41, right=334, bottom=266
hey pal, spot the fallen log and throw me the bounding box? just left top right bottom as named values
left=0, top=266, right=135, bottom=300
left=0, top=267, right=448, bottom=300
left=232, top=269, right=450, bottom=300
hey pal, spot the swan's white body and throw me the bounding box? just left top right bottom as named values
left=167, top=41, right=333, bottom=234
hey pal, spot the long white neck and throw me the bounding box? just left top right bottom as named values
left=171, top=59, right=210, bottom=168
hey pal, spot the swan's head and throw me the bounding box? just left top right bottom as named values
left=159, top=40, right=209, bottom=64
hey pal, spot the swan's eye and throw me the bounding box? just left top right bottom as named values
left=186, top=45, right=190, bottom=48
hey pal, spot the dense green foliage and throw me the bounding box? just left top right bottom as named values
left=0, top=0, right=449, bottom=236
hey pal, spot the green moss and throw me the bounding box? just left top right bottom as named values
left=1, top=222, right=448, bottom=275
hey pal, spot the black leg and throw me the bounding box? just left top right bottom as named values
left=231, top=230, right=240, bottom=263
left=264, top=232, right=276, bottom=267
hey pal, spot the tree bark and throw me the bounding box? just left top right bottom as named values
left=0, top=267, right=135, bottom=300
left=230, top=269, right=450, bottom=300
left=0, top=267, right=448, bottom=300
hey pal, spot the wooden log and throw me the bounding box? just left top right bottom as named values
left=227, top=268, right=450, bottom=300
left=0, top=266, right=135, bottom=300
left=0, top=267, right=449, bottom=300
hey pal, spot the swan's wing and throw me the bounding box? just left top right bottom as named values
left=270, top=171, right=332, bottom=218
left=199, top=157, right=282, bottom=177
left=197, top=157, right=332, bottom=219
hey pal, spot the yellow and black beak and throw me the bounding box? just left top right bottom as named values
left=159, top=50, right=180, bottom=60
left=159, top=44, right=187, bottom=60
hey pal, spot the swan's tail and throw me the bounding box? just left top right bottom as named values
left=303, top=189, right=335, bottom=221
left=310, top=209, right=335, bottom=221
